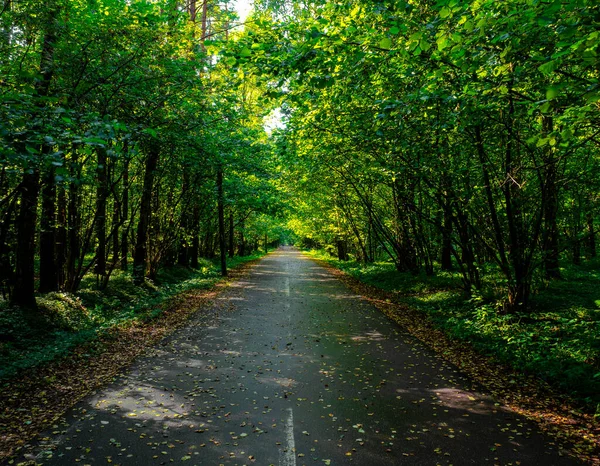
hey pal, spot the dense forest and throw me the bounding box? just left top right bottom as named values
left=0, top=0, right=287, bottom=312
left=1, top=0, right=600, bottom=403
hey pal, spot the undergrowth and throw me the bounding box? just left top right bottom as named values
left=307, top=250, right=600, bottom=408
left=0, top=254, right=263, bottom=379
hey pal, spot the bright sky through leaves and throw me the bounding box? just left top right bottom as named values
left=233, top=0, right=253, bottom=23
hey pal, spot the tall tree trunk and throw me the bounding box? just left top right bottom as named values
left=112, top=197, right=120, bottom=266
left=120, top=156, right=129, bottom=270
left=440, top=204, right=453, bottom=271
left=39, top=160, right=58, bottom=292
left=188, top=0, right=196, bottom=21
left=336, top=239, right=348, bottom=261
left=572, top=198, right=582, bottom=266
left=56, top=185, right=67, bottom=289
left=217, top=166, right=227, bottom=276
left=178, top=170, right=190, bottom=266
left=133, top=146, right=159, bottom=285
left=367, top=211, right=375, bottom=262
left=238, top=218, right=245, bottom=256
left=148, top=182, right=161, bottom=281
left=65, top=147, right=81, bottom=291
left=504, top=89, right=530, bottom=312
left=542, top=115, right=561, bottom=279
left=95, top=146, right=107, bottom=282
left=587, top=211, right=596, bottom=259
left=12, top=170, right=40, bottom=309
left=228, top=210, right=234, bottom=258
left=11, top=5, right=59, bottom=308
left=190, top=204, right=200, bottom=268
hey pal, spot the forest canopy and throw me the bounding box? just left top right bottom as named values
left=0, top=0, right=599, bottom=314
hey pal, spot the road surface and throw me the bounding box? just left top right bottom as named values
left=13, top=248, right=578, bottom=465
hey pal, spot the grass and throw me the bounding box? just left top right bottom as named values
left=0, top=253, right=264, bottom=380
left=306, top=250, right=600, bottom=408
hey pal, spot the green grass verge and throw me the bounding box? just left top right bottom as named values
left=306, top=250, right=600, bottom=408
left=0, top=254, right=264, bottom=379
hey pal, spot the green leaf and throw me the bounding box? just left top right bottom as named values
left=546, top=86, right=559, bottom=100
left=538, top=60, right=557, bottom=75
left=560, top=128, right=573, bottom=140
left=440, top=7, right=451, bottom=18
left=584, top=92, right=600, bottom=103
left=539, top=101, right=552, bottom=113
left=225, top=56, right=237, bottom=66
left=379, top=37, right=392, bottom=49
left=437, top=36, right=449, bottom=51
left=240, top=47, right=252, bottom=57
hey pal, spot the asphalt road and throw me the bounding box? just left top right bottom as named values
left=14, top=248, right=579, bottom=465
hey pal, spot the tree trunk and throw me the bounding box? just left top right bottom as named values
left=217, top=166, right=227, bottom=276
left=133, top=146, right=159, bottom=285
left=95, top=146, right=107, bottom=282
left=503, top=90, right=530, bottom=312
left=587, top=211, right=596, bottom=259
left=178, top=169, right=190, bottom=266
left=228, top=210, right=234, bottom=258
left=112, top=196, right=120, bottom=266
left=440, top=201, right=453, bottom=271
left=56, top=185, right=67, bottom=289
left=238, top=218, right=245, bottom=256
left=188, top=0, right=197, bottom=21
left=11, top=6, right=59, bottom=308
left=336, top=239, right=348, bottom=261
left=11, top=170, right=40, bottom=309
left=120, top=156, right=129, bottom=270
left=39, top=161, right=58, bottom=292
left=65, top=146, right=81, bottom=291
left=147, top=185, right=160, bottom=281
left=190, top=204, right=200, bottom=268
left=542, top=115, right=561, bottom=279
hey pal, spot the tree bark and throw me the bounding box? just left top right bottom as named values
left=39, top=161, right=58, bottom=292
left=503, top=90, right=530, bottom=312
left=11, top=5, right=59, bottom=308
left=587, top=211, right=596, bottom=259
left=238, top=218, right=245, bottom=256
left=542, top=115, right=561, bottom=279
left=217, top=166, right=227, bottom=276
left=120, top=156, right=129, bottom=270
left=95, top=146, right=107, bottom=282
left=440, top=204, right=453, bottom=271
left=228, top=210, right=234, bottom=258
left=336, top=239, right=348, bottom=261
left=65, top=146, right=81, bottom=291
left=56, top=184, right=67, bottom=289
left=178, top=170, right=190, bottom=266
left=190, top=204, right=200, bottom=268
left=12, top=171, right=40, bottom=309
left=133, top=146, right=159, bottom=285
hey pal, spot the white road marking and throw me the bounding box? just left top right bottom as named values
left=284, top=277, right=290, bottom=296
left=279, top=407, right=296, bottom=466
